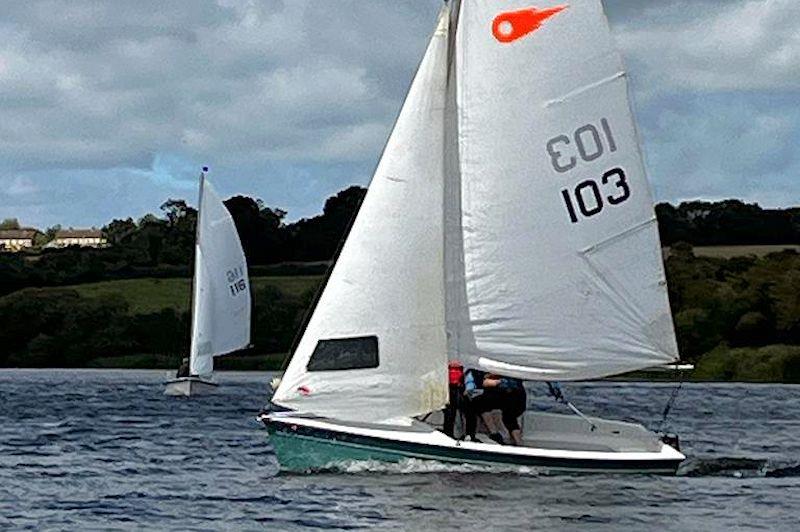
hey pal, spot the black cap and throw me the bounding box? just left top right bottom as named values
left=202, top=166, right=209, bottom=172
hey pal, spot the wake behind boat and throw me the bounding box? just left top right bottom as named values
left=262, top=0, right=685, bottom=473
left=164, top=168, right=251, bottom=397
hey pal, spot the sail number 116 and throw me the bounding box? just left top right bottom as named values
left=546, top=119, right=631, bottom=223
left=227, top=266, right=247, bottom=297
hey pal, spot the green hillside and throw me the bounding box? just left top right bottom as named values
left=66, top=276, right=321, bottom=314
left=2, top=244, right=799, bottom=381
left=0, top=275, right=322, bottom=369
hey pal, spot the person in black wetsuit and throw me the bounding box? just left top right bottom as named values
left=176, top=357, right=190, bottom=378
left=462, top=369, right=502, bottom=444
left=463, top=369, right=527, bottom=445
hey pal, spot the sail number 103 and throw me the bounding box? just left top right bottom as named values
left=546, top=118, right=631, bottom=224
left=560, top=168, right=630, bottom=223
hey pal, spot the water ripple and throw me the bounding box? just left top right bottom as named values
left=1, top=369, right=799, bottom=530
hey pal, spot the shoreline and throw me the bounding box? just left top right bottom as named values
left=4, top=366, right=800, bottom=385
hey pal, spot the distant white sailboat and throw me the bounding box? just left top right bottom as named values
left=261, top=0, right=685, bottom=473
left=164, top=168, right=251, bottom=397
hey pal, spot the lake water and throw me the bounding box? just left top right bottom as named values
left=1, top=369, right=798, bottom=530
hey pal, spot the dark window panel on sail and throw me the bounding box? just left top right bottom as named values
left=307, top=337, right=379, bottom=372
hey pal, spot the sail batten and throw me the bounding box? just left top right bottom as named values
left=545, top=71, right=627, bottom=108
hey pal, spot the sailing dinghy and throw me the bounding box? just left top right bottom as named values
left=261, top=0, right=685, bottom=473
left=164, top=168, right=251, bottom=396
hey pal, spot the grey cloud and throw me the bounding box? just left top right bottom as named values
left=612, top=0, right=800, bottom=93
left=0, top=0, right=796, bottom=230
left=638, top=93, right=800, bottom=206
left=0, top=0, right=441, bottom=173
left=604, top=0, right=725, bottom=25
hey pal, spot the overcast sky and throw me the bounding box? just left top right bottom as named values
left=1, top=0, right=798, bottom=229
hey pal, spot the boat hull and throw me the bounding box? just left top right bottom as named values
left=261, top=413, right=685, bottom=474
left=268, top=426, right=411, bottom=471
left=163, top=376, right=218, bottom=396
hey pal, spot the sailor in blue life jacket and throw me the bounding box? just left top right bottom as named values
left=463, top=369, right=527, bottom=445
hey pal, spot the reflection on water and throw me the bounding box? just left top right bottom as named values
left=1, top=369, right=798, bottom=530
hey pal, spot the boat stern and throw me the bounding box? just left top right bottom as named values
left=164, top=376, right=219, bottom=397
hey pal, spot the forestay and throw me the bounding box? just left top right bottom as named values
left=272, top=7, right=451, bottom=422
left=189, top=176, right=251, bottom=377
left=449, top=0, right=678, bottom=380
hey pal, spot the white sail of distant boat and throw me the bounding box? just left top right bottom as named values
left=165, top=169, right=251, bottom=396
left=263, top=0, right=685, bottom=474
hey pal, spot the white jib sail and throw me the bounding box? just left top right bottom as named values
left=272, top=7, right=451, bottom=423
left=449, top=0, right=678, bottom=380
left=189, top=175, right=251, bottom=377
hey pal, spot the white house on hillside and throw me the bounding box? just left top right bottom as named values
left=0, top=229, right=40, bottom=251
left=48, top=229, right=107, bottom=248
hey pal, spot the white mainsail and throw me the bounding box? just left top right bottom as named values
left=189, top=173, right=251, bottom=377
left=449, top=0, right=678, bottom=380
left=271, top=7, right=452, bottom=423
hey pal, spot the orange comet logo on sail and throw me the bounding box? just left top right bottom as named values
left=492, top=5, right=568, bottom=43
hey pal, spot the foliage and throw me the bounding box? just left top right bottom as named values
left=215, top=353, right=286, bottom=371
left=32, top=228, right=54, bottom=248
left=0, top=218, right=20, bottom=230
left=693, top=345, right=800, bottom=382
left=1, top=188, right=799, bottom=379
left=283, top=186, right=366, bottom=261
left=64, top=276, right=319, bottom=314
left=6, top=192, right=795, bottom=298
left=225, top=195, right=287, bottom=265
left=656, top=200, right=800, bottom=246
left=665, top=247, right=800, bottom=363
left=0, top=288, right=131, bottom=367
left=0, top=186, right=363, bottom=296
left=0, top=276, right=320, bottom=369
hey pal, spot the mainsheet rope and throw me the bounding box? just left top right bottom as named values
left=656, top=362, right=684, bottom=434
left=546, top=382, right=597, bottom=431
left=547, top=362, right=684, bottom=436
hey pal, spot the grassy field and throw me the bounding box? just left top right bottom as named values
left=664, top=244, right=800, bottom=259
left=87, top=352, right=288, bottom=370
left=20, top=246, right=799, bottom=314
left=692, top=245, right=800, bottom=258
left=66, top=275, right=322, bottom=314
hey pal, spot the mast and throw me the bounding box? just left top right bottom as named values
left=187, top=166, right=207, bottom=373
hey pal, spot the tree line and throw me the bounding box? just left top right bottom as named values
left=0, top=186, right=366, bottom=297
left=2, top=191, right=797, bottom=298
left=0, top=190, right=798, bottom=379
left=656, top=200, right=800, bottom=246
left=1, top=243, right=797, bottom=379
